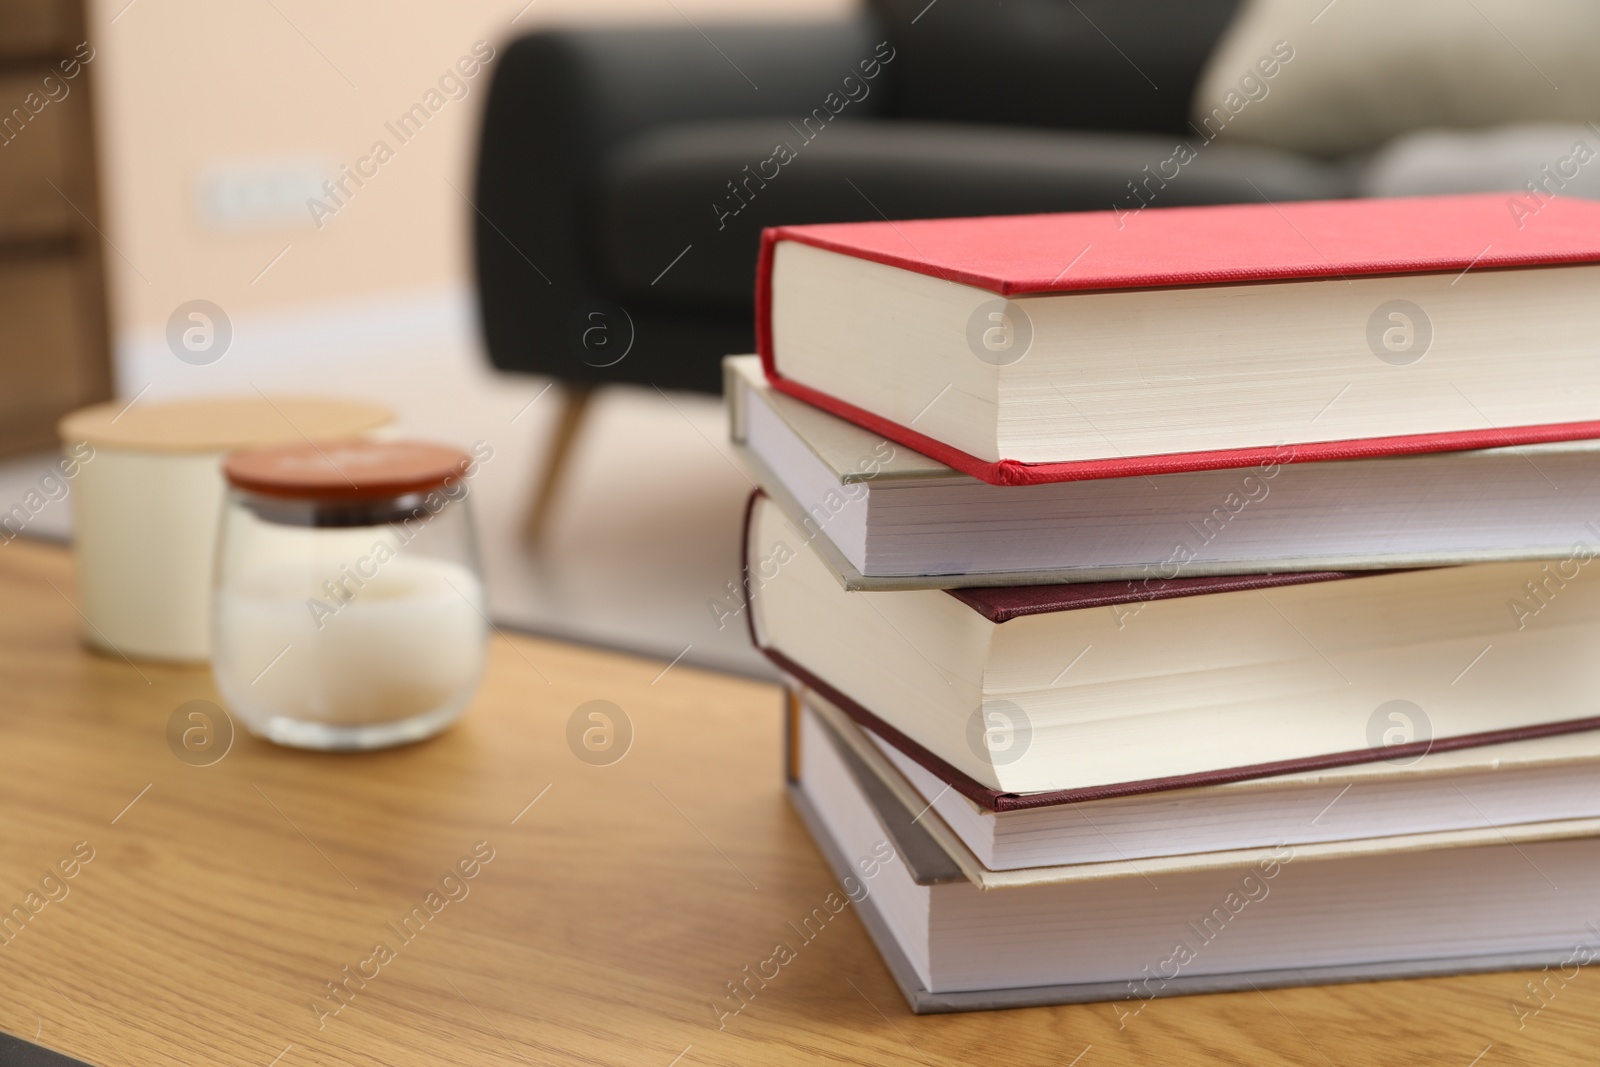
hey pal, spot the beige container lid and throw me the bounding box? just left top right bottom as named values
left=58, top=395, right=393, bottom=453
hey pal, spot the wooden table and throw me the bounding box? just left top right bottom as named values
left=0, top=538, right=1594, bottom=1066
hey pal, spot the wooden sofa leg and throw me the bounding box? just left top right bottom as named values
left=523, top=383, right=596, bottom=544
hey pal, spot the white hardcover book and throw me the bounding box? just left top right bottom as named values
left=791, top=704, right=1600, bottom=1011
left=727, top=355, right=1600, bottom=589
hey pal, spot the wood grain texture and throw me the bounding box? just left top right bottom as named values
left=0, top=537, right=1595, bottom=1067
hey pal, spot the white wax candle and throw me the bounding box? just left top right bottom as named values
left=213, top=554, right=487, bottom=728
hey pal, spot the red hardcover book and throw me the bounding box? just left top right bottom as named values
left=756, top=194, right=1600, bottom=486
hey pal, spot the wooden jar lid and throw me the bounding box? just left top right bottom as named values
left=58, top=395, right=392, bottom=453
left=223, top=440, right=472, bottom=500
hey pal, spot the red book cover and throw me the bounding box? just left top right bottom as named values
left=755, top=194, right=1600, bottom=487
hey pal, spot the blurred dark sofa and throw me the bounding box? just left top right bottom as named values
left=471, top=0, right=1351, bottom=396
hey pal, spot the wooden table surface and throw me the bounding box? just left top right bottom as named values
left=0, top=538, right=1595, bottom=1067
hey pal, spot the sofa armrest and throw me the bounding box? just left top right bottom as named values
left=473, top=17, right=884, bottom=379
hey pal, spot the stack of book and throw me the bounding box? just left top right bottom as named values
left=725, top=193, right=1600, bottom=1012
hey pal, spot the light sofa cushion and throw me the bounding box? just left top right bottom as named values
left=1360, top=124, right=1600, bottom=204
left=1193, top=0, right=1600, bottom=156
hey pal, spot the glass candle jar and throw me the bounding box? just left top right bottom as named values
left=212, top=440, right=489, bottom=750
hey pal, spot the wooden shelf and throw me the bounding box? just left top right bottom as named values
left=0, top=0, right=109, bottom=459
left=0, top=0, right=82, bottom=63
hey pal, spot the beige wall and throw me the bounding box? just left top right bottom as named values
left=87, top=0, right=853, bottom=337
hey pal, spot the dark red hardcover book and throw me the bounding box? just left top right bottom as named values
left=755, top=194, right=1600, bottom=487
left=741, top=492, right=1600, bottom=812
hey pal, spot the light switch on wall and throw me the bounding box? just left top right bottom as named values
left=193, top=157, right=333, bottom=231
